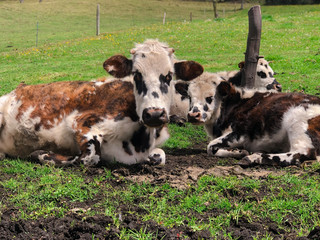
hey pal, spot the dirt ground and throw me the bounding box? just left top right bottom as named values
left=1, top=143, right=320, bottom=240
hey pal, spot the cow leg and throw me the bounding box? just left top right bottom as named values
left=238, top=150, right=317, bottom=167
left=29, top=150, right=80, bottom=166
left=29, top=133, right=103, bottom=166
left=76, top=133, right=103, bottom=166
left=207, top=130, right=249, bottom=159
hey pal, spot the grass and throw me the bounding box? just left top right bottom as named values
left=2, top=158, right=319, bottom=238
left=0, top=0, right=243, bottom=53
left=1, top=0, right=320, bottom=238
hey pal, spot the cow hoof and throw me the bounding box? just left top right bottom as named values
left=28, top=150, right=53, bottom=164
left=0, top=153, right=5, bottom=160
left=149, top=154, right=163, bottom=165
left=237, top=157, right=253, bottom=168
left=207, top=145, right=218, bottom=156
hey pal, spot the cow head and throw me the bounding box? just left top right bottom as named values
left=238, top=57, right=282, bottom=91
left=103, top=39, right=203, bottom=127
left=174, top=72, right=224, bottom=125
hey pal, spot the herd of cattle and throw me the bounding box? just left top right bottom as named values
left=0, top=39, right=319, bottom=167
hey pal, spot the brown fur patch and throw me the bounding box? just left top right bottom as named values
left=15, top=80, right=138, bottom=133
left=174, top=61, right=204, bottom=81
left=307, top=116, right=320, bottom=153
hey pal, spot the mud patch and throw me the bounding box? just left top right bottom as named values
left=0, top=144, right=319, bottom=239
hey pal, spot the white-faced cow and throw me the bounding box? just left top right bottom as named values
left=170, top=57, right=281, bottom=126
left=0, top=39, right=203, bottom=166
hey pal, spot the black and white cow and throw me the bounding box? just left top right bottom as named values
left=170, top=57, right=281, bottom=125
left=0, top=39, right=203, bottom=166
left=185, top=76, right=320, bottom=166
left=207, top=81, right=320, bottom=166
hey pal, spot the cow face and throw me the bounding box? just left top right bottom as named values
left=104, top=39, right=203, bottom=128
left=255, top=58, right=282, bottom=91
left=185, top=73, right=223, bottom=124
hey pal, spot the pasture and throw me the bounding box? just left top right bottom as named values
left=1, top=0, right=320, bottom=239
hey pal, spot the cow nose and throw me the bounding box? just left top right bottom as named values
left=276, top=84, right=282, bottom=92
left=187, top=112, right=201, bottom=123
left=142, top=108, right=168, bottom=127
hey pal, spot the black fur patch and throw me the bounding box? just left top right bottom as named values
left=175, top=82, right=189, bottom=101
left=131, top=125, right=151, bottom=153
left=134, top=71, right=148, bottom=96
left=159, top=73, right=172, bottom=94
left=257, top=71, right=267, bottom=79
left=122, top=141, right=133, bottom=156
left=152, top=91, right=159, bottom=98
left=193, top=106, right=200, bottom=113
left=87, top=135, right=101, bottom=156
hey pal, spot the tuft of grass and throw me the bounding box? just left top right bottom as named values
left=164, top=123, right=208, bottom=149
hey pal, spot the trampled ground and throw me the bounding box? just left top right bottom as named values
left=1, top=141, right=320, bottom=240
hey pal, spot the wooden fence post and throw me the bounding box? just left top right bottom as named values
left=241, top=6, right=262, bottom=88
left=96, top=4, right=100, bottom=36
left=163, top=12, right=166, bottom=25
left=190, top=12, right=192, bottom=22
left=36, top=22, right=39, bottom=47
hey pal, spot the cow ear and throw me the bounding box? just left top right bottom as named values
left=217, top=81, right=233, bottom=97
left=103, top=55, right=133, bottom=78
left=174, top=82, right=189, bottom=97
left=174, top=61, right=203, bottom=81
left=238, top=61, right=245, bottom=69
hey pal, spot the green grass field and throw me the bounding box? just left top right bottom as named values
left=1, top=0, right=320, bottom=239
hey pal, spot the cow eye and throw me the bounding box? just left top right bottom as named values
left=166, top=73, right=172, bottom=82
left=205, top=96, right=213, bottom=104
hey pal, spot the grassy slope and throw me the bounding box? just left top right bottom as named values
left=1, top=1, right=320, bottom=238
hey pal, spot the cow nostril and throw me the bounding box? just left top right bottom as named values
left=143, top=110, right=152, bottom=120
left=276, top=85, right=282, bottom=91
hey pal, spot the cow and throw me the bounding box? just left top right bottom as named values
left=0, top=39, right=203, bottom=166
left=184, top=74, right=320, bottom=167
left=170, top=57, right=281, bottom=126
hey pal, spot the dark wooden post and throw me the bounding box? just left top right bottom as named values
left=96, top=4, right=100, bottom=36
left=213, top=0, right=218, bottom=19
left=241, top=6, right=262, bottom=88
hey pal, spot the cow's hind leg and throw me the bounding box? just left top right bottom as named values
left=238, top=149, right=317, bottom=167
left=29, top=150, right=79, bottom=166
left=29, top=133, right=103, bottom=166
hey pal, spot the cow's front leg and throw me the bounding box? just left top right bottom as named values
left=76, top=133, right=103, bottom=166
left=207, top=130, right=248, bottom=159
left=148, top=148, right=166, bottom=165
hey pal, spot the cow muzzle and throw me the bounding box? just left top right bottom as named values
left=142, top=108, right=168, bottom=127
left=267, top=79, right=282, bottom=92
left=187, top=112, right=203, bottom=124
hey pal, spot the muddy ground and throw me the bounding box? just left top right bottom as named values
left=1, top=143, right=320, bottom=240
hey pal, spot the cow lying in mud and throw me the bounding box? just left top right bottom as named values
left=170, top=57, right=281, bottom=125
left=0, top=39, right=203, bottom=166
left=184, top=73, right=320, bottom=166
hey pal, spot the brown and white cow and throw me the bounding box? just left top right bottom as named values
left=0, top=39, right=203, bottom=166
left=170, top=57, right=281, bottom=126
left=187, top=78, right=320, bottom=166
